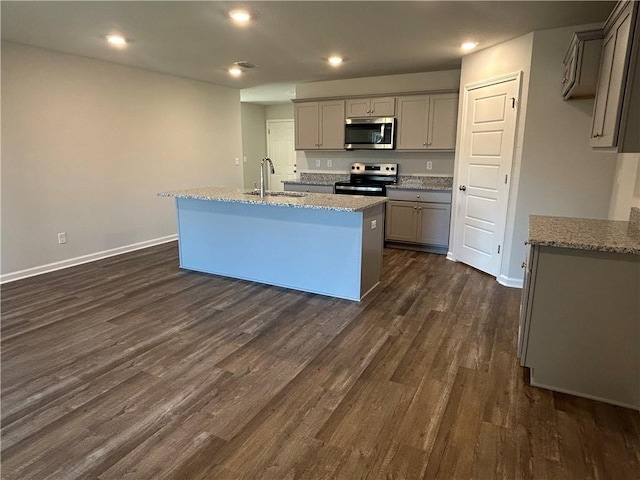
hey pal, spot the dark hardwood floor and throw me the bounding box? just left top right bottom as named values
left=1, top=242, right=638, bottom=479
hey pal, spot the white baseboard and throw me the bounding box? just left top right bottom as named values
left=0, top=235, right=178, bottom=284
left=497, top=273, right=523, bottom=289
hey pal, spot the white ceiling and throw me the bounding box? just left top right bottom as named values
left=1, top=1, right=615, bottom=104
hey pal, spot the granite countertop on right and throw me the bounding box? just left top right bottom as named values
left=527, top=213, right=640, bottom=255
left=387, top=175, right=453, bottom=191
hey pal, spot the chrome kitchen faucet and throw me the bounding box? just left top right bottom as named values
left=260, top=157, right=275, bottom=198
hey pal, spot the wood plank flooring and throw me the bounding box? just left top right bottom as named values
left=1, top=242, right=639, bottom=479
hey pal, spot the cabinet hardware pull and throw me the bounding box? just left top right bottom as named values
left=521, top=262, right=527, bottom=269
left=511, top=97, right=516, bottom=108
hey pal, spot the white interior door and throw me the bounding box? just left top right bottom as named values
left=267, top=120, right=295, bottom=191
left=453, top=74, right=520, bottom=276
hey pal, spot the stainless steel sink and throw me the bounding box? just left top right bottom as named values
left=244, top=190, right=309, bottom=198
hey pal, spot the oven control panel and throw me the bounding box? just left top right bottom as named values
left=350, top=162, right=398, bottom=176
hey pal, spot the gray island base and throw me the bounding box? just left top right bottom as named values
left=160, top=187, right=387, bottom=301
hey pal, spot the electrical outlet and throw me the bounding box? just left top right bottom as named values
left=426, top=161, right=433, bottom=170
left=327, top=159, right=332, bottom=167
left=234, top=158, right=240, bottom=166
left=243, top=156, right=247, bottom=163
left=57, top=232, right=67, bottom=244
left=371, top=220, right=377, bottom=230
left=315, top=159, right=321, bottom=167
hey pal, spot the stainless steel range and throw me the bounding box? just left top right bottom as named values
left=334, top=162, right=398, bottom=196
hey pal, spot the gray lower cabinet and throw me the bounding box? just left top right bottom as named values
left=519, top=243, right=640, bottom=409
left=385, top=189, right=451, bottom=253
left=284, top=183, right=334, bottom=194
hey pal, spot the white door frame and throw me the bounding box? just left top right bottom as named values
left=449, top=71, right=523, bottom=282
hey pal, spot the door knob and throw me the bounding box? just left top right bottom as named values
left=459, top=185, right=467, bottom=191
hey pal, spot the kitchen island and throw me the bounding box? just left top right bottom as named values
left=159, top=187, right=387, bottom=301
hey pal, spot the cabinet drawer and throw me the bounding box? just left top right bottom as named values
left=386, top=189, right=452, bottom=203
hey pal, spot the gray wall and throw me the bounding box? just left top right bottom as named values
left=241, top=103, right=294, bottom=189
left=1, top=42, right=243, bottom=278
left=609, top=153, right=640, bottom=220
left=266, top=103, right=294, bottom=120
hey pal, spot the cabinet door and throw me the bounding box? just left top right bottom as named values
left=318, top=101, right=345, bottom=149
left=396, top=95, right=429, bottom=150
left=385, top=201, right=418, bottom=242
left=591, top=4, right=633, bottom=147
left=294, top=102, right=319, bottom=150
left=562, top=39, right=579, bottom=97
left=427, top=93, right=458, bottom=150
left=345, top=99, right=371, bottom=118
left=370, top=97, right=396, bottom=116
left=416, top=203, right=451, bottom=246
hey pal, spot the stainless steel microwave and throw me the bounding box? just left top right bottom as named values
left=344, top=117, right=396, bottom=150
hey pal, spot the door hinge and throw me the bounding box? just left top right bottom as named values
left=511, top=97, right=516, bottom=108
left=498, top=245, right=501, bottom=254
left=505, top=174, right=508, bottom=184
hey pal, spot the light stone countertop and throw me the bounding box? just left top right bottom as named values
left=528, top=215, right=640, bottom=255
left=388, top=176, right=453, bottom=191
left=159, top=186, right=387, bottom=212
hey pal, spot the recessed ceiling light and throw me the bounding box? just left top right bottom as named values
left=229, top=67, right=242, bottom=77
left=106, top=35, right=127, bottom=47
left=229, top=10, right=251, bottom=23
left=328, top=56, right=343, bottom=66
left=461, top=42, right=479, bottom=51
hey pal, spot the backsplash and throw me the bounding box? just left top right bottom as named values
left=297, top=150, right=455, bottom=176
left=297, top=173, right=349, bottom=184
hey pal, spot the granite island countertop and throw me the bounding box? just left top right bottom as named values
left=528, top=214, right=640, bottom=255
left=159, top=186, right=387, bottom=213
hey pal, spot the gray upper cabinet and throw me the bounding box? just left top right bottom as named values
left=345, top=97, right=396, bottom=117
left=562, top=29, right=603, bottom=99
left=590, top=0, right=639, bottom=152
left=396, top=93, right=458, bottom=151
left=294, top=100, right=345, bottom=150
